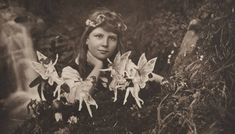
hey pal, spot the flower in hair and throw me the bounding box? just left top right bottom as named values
left=85, top=19, right=96, bottom=27
left=86, top=14, right=106, bottom=27
left=96, top=14, right=106, bottom=24
left=85, top=13, right=127, bottom=32
left=117, top=22, right=127, bottom=31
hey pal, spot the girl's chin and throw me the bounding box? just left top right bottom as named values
left=96, top=54, right=112, bottom=60
left=97, top=56, right=109, bottom=60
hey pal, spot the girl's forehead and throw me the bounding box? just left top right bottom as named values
left=90, top=27, right=117, bottom=36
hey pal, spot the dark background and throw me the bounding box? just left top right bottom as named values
left=0, top=0, right=235, bottom=134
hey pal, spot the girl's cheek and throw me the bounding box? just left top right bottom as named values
left=113, top=44, right=118, bottom=51
left=109, top=41, right=117, bottom=48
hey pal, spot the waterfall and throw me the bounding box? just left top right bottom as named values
left=1, top=19, right=40, bottom=118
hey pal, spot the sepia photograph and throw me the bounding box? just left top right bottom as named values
left=0, top=0, right=235, bottom=133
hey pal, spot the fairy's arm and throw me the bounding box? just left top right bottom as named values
left=53, top=54, right=59, bottom=65
left=148, top=73, right=164, bottom=83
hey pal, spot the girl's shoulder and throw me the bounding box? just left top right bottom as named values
left=60, top=56, right=80, bottom=77
left=68, top=58, right=79, bottom=71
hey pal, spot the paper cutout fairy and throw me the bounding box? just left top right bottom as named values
left=101, top=51, right=131, bottom=102
left=61, top=66, right=98, bottom=117
left=102, top=51, right=157, bottom=108
left=31, top=51, right=98, bottom=117
left=31, top=51, right=64, bottom=100
left=124, top=53, right=157, bottom=108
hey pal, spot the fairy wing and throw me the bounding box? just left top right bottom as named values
left=137, top=56, right=157, bottom=88
left=65, top=81, right=84, bottom=104
left=113, top=51, right=121, bottom=65
left=75, top=88, right=98, bottom=117
left=74, top=79, right=98, bottom=117
left=36, top=51, right=48, bottom=61
left=44, top=64, right=61, bottom=86
left=125, top=59, right=138, bottom=78
left=101, top=51, right=131, bottom=76
left=66, top=86, right=77, bottom=103
left=79, top=79, right=94, bottom=91
left=119, top=51, right=131, bottom=75
left=102, top=51, right=121, bottom=75
left=137, top=53, right=148, bottom=69
left=31, top=61, right=48, bottom=79
left=112, top=51, right=121, bottom=72
left=84, top=95, right=98, bottom=117
left=113, top=51, right=131, bottom=75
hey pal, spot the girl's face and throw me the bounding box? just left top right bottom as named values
left=86, top=27, right=118, bottom=60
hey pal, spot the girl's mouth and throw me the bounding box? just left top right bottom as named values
left=98, top=50, right=109, bottom=54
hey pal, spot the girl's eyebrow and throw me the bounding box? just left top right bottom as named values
left=92, top=32, right=117, bottom=37
left=92, top=32, right=103, bottom=35
left=109, top=33, right=117, bottom=37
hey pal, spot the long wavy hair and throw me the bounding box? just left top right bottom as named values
left=75, top=8, right=126, bottom=79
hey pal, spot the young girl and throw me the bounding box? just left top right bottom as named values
left=67, top=8, right=127, bottom=92
left=67, top=7, right=165, bottom=94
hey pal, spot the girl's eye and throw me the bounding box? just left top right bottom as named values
left=94, top=34, right=103, bottom=39
left=109, top=36, right=117, bottom=42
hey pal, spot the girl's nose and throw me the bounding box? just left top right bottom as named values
left=101, top=37, right=109, bottom=47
